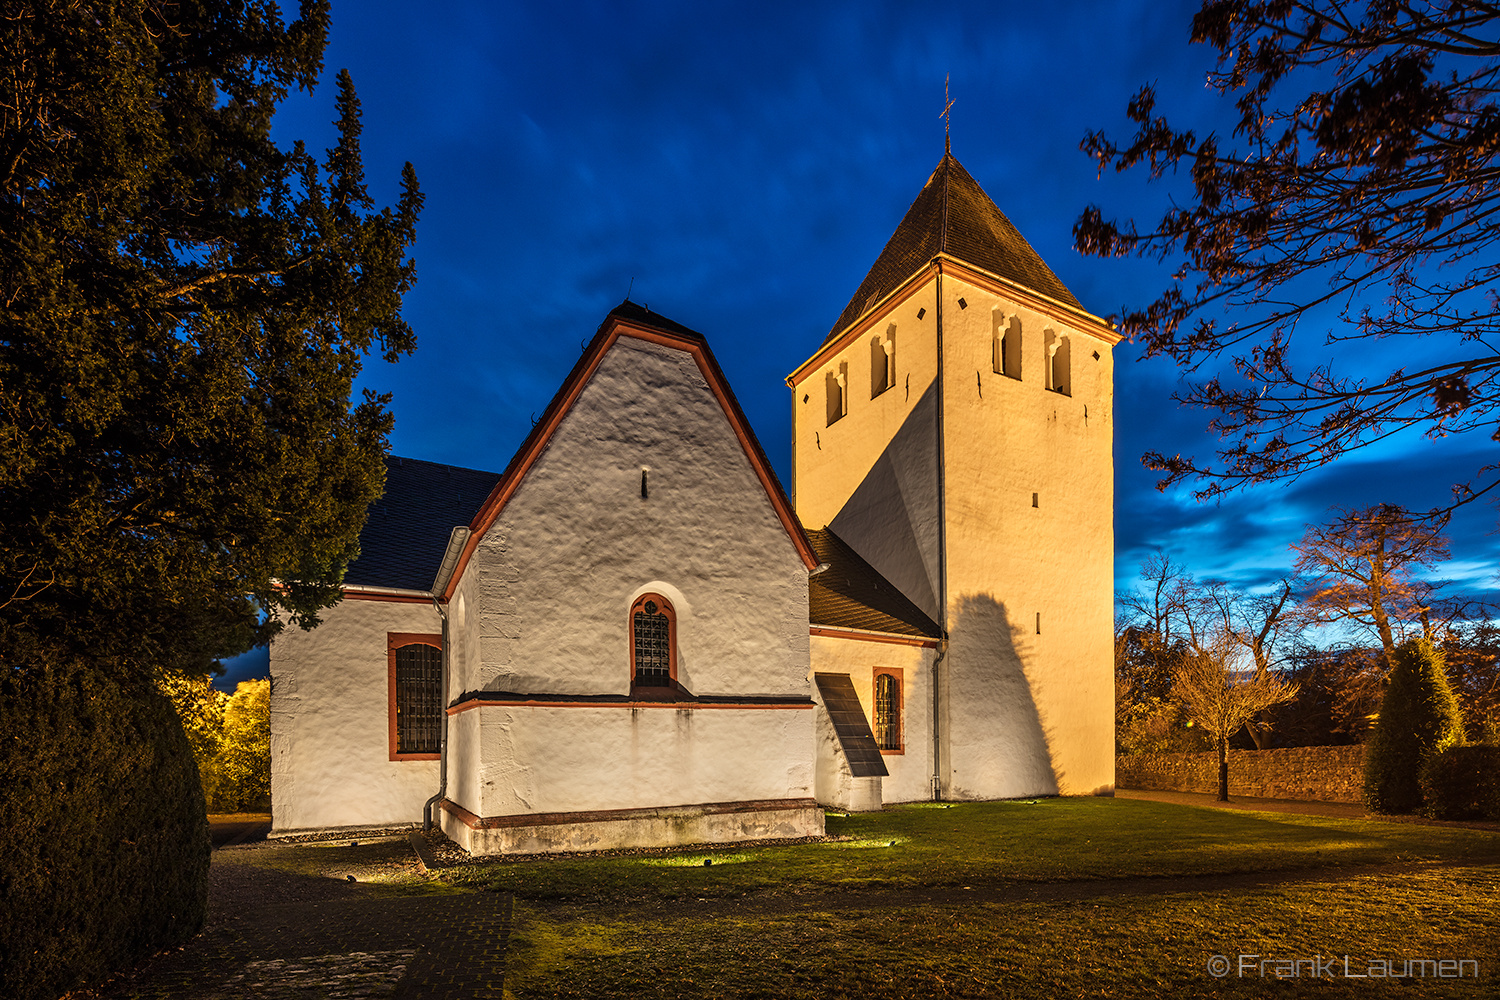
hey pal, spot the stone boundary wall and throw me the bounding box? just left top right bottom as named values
left=1116, top=746, right=1367, bottom=803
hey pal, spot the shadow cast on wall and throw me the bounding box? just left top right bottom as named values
left=945, top=593, right=1062, bottom=798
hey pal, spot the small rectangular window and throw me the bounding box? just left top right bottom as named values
left=873, top=670, right=903, bottom=753
left=389, top=634, right=443, bottom=760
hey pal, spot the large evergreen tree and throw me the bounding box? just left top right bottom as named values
left=1, top=0, right=421, bottom=677
left=1363, top=637, right=1465, bottom=814
left=0, top=4, right=420, bottom=993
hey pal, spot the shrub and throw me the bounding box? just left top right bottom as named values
left=0, top=659, right=209, bottom=1000
left=159, top=673, right=269, bottom=812
left=1362, top=637, right=1465, bottom=814
left=216, top=679, right=271, bottom=811
left=1420, top=745, right=1500, bottom=821
left=1116, top=695, right=1213, bottom=755
left=158, top=669, right=228, bottom=808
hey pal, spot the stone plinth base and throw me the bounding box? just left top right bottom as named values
left=439, top=797, right=824, bottom=856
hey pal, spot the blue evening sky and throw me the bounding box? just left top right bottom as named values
left=218, top=0, right=1497, bottom=687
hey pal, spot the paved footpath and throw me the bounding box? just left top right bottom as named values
left=1115, top=787, right=1370, bottom=819
left=108, top=887, right=513, bottom=999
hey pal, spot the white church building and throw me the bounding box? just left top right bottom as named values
left=269, top=150, right=1119, bottom=854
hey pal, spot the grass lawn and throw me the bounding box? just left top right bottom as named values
left=437, top=798, right=1500, bottom=903
left=502, top=865, right=1498, bottom=998
left=213, top=798, right=1499, bottom=997
left=442, top=798, right=1499, bottom=998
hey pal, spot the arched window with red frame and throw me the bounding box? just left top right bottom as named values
left=630, top=594, right=676, bottom=689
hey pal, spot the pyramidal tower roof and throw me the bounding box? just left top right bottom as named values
left=823, top=152, right=1084, bottom=347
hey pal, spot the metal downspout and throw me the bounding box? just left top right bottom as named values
left=423, top=596, right=450, bottom=832
left=932, top=263, right=949, bottom=802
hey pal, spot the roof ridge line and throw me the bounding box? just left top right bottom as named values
left=939, top=155, right=950, bottom=256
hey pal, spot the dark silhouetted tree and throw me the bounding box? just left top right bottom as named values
left=1294, top=504, right=1449, bottom=662
left=1, top=1, right=422, bottom=680
left=1436, top=621, right=1500, bottom=743
left=0, top=3, right=419, bottom=995
left=1363, top=636, right=1465, bottom=813
left=1076, top=1, right=1500, bottom=510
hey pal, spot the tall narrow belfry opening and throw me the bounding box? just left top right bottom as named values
left=825, top=364, right=848, bottom=425
left=994, top=311, right=1021, bottom=379
left=1046, top=330, right=1071, bottom=396
left=871, top=326, right=895, bottom=397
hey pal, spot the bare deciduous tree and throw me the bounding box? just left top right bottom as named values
left=1294, top=503, right=1450, bottom=662
left=1205, top=579, right=1304, bottom=748
left=1118, top=552, right=1204, bottom=646
left=1173, top=631, right=1300, bottom=800
left=1076, top=1, right=1500, bottom=512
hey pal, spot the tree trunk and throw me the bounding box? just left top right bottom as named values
left=1218, top=735, right=1230, bottom=802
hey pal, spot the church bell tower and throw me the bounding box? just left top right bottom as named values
left=788, top=150, right=1119, bottom=799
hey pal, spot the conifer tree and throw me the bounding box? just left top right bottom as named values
left=0, top=1, right=422, bottom=678
left=0, top=5, right=419, bottom=994
left=1363, top=637, right=1465, bottom=814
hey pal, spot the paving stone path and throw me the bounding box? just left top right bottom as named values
left=106, top=890, right=513, bottom=999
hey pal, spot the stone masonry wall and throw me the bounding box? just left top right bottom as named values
left=1116, top=746, right=1366, bottom=803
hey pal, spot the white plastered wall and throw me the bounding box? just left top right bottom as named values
left=809, top=634, right=934, bottom=803
left=793, top=279, right=939, bottom=533
left=269, top=598, right=442, bottom=832
left=444, top=333, right=816, bottom=823
left=451, top=705, right=814, bottom=819
left=459, top=336, right=809, bottom=701
left=790, top=269, right=1115, bottom=802
left=938, top=274, right=1115, bottom=797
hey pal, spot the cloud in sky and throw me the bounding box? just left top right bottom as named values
left=212, top=1, right=1495, bottom=687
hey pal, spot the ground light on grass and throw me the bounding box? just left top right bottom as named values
left=442, top=797, right=1500, bottom=996
left=214, top=837, right=447, bottom=895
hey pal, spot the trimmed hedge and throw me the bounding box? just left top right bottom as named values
left=1420, top=745, right=1500, bottom=821
left=1363, top=637, right=1465, bottom=814
left=0, top=660, right=210, bottom=1000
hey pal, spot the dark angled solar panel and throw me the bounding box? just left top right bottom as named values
left=814, top=673, right=889, bottom=778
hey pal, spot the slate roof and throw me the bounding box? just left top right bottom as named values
left=807, top=528, right=941, bottom=639
left=603, top=298, right=708, bottom=341
left=343, top=456, right=503, bottom=591
left=824, top=153, right=1083, bottom=347
left=813, top=673, right=889, bottom=778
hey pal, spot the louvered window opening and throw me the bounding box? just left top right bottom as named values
left=395, top=643, right=442, bottom=754
left=633, top=604, right=672, bottom=686
left=874, top=674, right=901, bottom=750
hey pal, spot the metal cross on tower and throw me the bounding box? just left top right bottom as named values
left=940, top=74, right=955, bottom=154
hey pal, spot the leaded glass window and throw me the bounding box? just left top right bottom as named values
left=874, top=672, right=901, bottom=751
left=395, top=642, right=442, bottom=754
left=632, top=595, right=674, bottom=687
